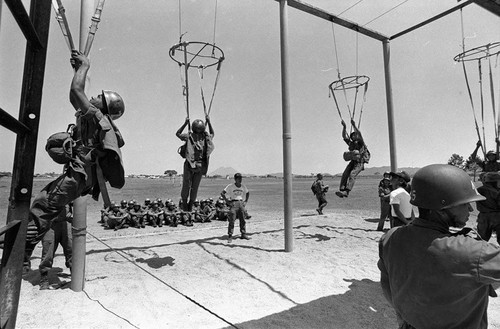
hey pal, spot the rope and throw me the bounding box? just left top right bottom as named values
left=479, top=60, right=487, bottom=151
left=331, top=23, right=341, bottom=77
left=86, top=231, right=240, bottom=329
left=178, top=0, right=182, bottom=40
left=212, top=0, right=218, bottom=47
left=459, top=7, right=485, bottom=157
left=338, top=0, right=365, bottom=16
left=362, top=0, right=411, bottom=27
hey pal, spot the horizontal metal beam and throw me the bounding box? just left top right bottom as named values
left=390, top=0, right=475, bottom=40
left=279, top=0, right=389, bottom=42
left=4, top=0, right=44, bottom=50
left=0, top=108, right=31, bottom=135
left=473, top=0, right=500, bottom=17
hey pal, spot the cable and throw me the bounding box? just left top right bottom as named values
left=338, top=0, right=365, bottom=16
left=362, top=0, right=411, bottom=27
left=87, top=231, right=240, bottom=329
left=82, top=290, right=141, bottom=329
left=212, top=0, right=218, bottom=47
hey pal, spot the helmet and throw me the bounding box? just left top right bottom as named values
left=128, top=200, right=135, bottom=206
left=486, top=150, right=497, bottom=159
left=121, top=200, right=127, bottom=206
left=152, top=200, right=159, bottom=206
left=482, top=171, right=500, bottom=183
left=390, top=171, right=411, bottom=183
left=102, top=90, right=125, bottom=120
left=144, top=198, right=151, bottom=204
left=192, top=119, right=205, bottom=133
left=410, top=164, right=485, bottom=210
left=133, top=201, right=141, bottom=207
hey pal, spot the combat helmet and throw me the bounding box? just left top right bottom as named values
left=102, top=90, right=125, bottom=120
left=410, top=164, right=485, bottom=210
left=192, top=119, right=205, bottom=133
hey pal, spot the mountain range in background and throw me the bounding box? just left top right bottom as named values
left=208, top=166, right=421, bottom=178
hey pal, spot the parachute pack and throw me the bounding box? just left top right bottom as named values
left=45, top=124, right=75, bottom=164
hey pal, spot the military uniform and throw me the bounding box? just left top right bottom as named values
left=476, top=173, right=500, bottom=244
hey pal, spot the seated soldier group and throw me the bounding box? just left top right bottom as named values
left=100, top=197, right=233, bottom=231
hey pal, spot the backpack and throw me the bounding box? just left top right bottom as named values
left=311, top=181, right=320, bottom=195
left=177, top=142, right=187, bottom=158
left=362, top=147, right=371, bottom=163
left=45, top=132, right=75, bottom=164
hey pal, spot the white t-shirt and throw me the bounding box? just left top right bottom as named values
left=390, top=187, right=419, bottom=218
left=224, top=183, right=248, bottom=201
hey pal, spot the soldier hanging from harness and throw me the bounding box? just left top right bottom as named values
left=335, top=118, right=370, bottom=198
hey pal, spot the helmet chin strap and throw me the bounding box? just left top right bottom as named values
left=442, top=209, right=467, bottom=229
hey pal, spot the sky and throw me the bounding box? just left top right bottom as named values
left=1, top=0, right=499, bottom=176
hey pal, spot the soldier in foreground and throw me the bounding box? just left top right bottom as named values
left=378, top=164, right=500, bottom=329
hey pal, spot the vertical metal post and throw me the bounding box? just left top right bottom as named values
left=279, top=0, right=293, bottom=252
left=0, top=1, right=52, bottom=328
left=382, top=39, right=398, bottom=172
left=70, top=0, right=93, bottom=292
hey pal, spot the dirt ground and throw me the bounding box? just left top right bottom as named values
left=13, top=210, right=500, bottom=329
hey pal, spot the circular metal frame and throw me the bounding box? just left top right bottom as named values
left=169, top=41, right=225, bottom=69
left=329, top=75, right=370, bottom=91
left=454, top=42, right=500, bottom=62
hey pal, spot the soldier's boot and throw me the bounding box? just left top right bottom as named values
left=39, top=272, right=50, bottom=290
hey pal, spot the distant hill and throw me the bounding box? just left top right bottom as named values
left=208, top=166, right=239, bottom=177
left=208, top=166, right=421, bottom=178
left=358, top=166, right=421, bottom=177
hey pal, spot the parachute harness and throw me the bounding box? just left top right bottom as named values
left=52, top=0, right=106, bottom=56
left=328, top=23, right=370, bottom=132
left=455, top=8, right=500, bottom=157
left=171, top=0, right=224, bottom=130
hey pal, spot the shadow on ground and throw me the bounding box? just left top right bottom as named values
left=223, top=278, right=396, bottom=329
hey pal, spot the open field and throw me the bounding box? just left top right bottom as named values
left=1, top=175, right=383, bottom=228
left=1, top=176, right=498, bottom=329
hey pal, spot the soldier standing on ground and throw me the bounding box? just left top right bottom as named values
left=311, top=173, right=328, bottom=215
left=378, top=164, right=500, bottom=329
left=221, top=173, right=250, bottom=243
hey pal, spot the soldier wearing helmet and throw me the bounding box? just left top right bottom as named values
left=335, top=119, right=370, bottom=198
left=378, top=164, right=500, bottom=329
left=176, top=115, right=215, bottom=212
left=470, top=140, right=500, bottom=175
left=129, top=201, right=146, bottom=228
left=24, top=50, right=126, bottom=255
left=377, top=171, right=393, bottom=231
left=476, top=171, right=500, bottom=245
left=147, top=200, right=165, bottom=228
left=311, top=173, right=329, bottom=215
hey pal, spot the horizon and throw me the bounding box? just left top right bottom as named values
left=1, top=1, right=498, bottom=176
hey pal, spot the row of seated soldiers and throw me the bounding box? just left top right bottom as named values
left=100, top=197, right=233, bottom=230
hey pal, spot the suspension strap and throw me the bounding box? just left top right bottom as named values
left=329, top=88, right=344, bottom=122
left=207, top=59, right=223, bottom=116
left=488, top=52, right=498, bottom=142
left=478, top=60, right=488, bottom=153
left=461, top=60, right=486, bottom=157
left=357, top=81, right=369, bottom=128
left=83, top=0, right=106, bottom=56
left=197, top=66, right=209, bottom=117
left=52, top=0, right=75, bottom=52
